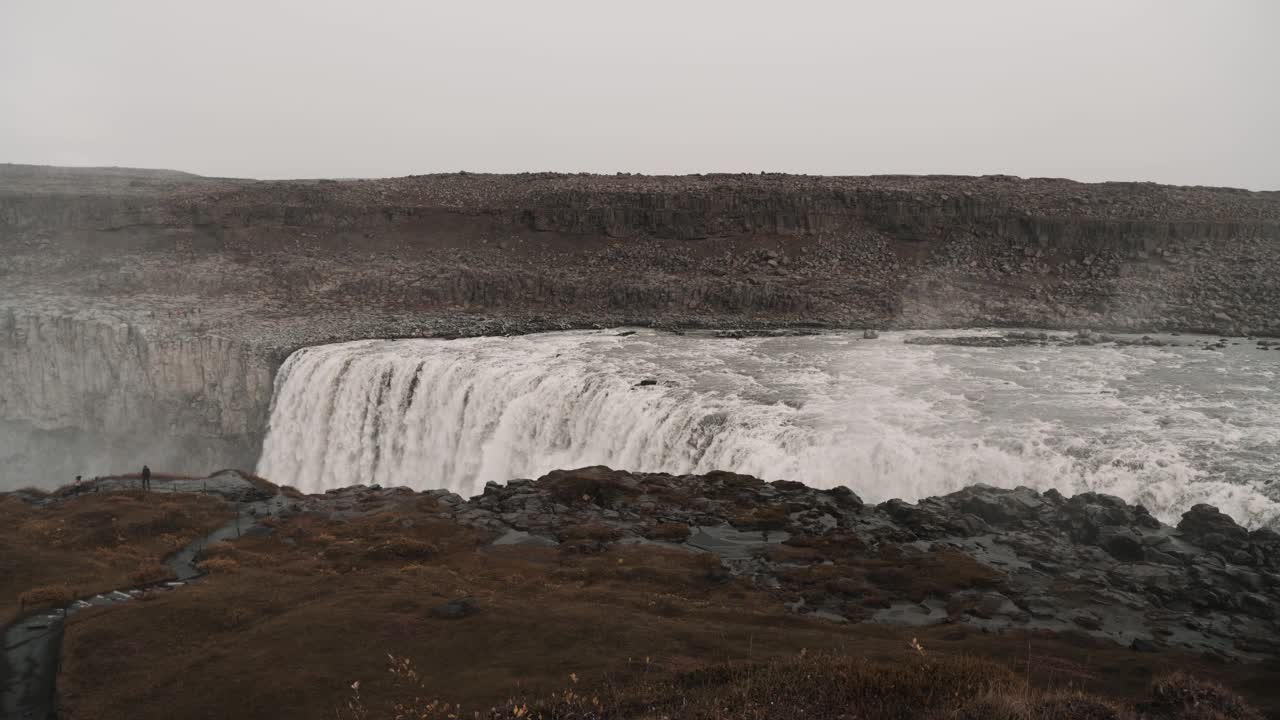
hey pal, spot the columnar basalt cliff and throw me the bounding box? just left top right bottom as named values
left=1, top=165, right=1278, bottom=486
left=0, top=309, right=272, bottom=484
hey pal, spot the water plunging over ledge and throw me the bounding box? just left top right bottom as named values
left=257, top=329, right=1280, bottom=528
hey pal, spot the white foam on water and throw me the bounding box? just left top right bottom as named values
left=258, top=330, right=1280, bottom=528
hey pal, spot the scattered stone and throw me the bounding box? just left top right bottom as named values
left=493, top=529, right=559, bottom=547
left=430, top=598, right=479, bottom=620
left=1130, top=637, right=1160, bottom=652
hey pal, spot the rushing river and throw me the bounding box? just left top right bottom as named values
left=258, top=330, right=1280, bottom=529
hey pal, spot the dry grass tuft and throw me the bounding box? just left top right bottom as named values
left=953, top=691, right=1133, bottom=720
left=363, top=537, right=438, bottom=562
left=19, top=583, right=76, bottom=609
left=340, top=653, right=1266, bottom=720
left=776, top=543, right=1005, bottom=612
left=1144, top=672, right=1264, bottom=720
left=561, top=522, right=623, bottom=543
left=0, top=490, right=230, bottom=623
left=643, top=522, right=692, bottom=543
left=52, top=503, right=1277, bottom=720
left=129, top=562, right=173, bottom=585
left=541, top=467, right=642, bottom=507
left=728, top=504, right=790, bottom=531
left=198, top=556, right=241, bottom=574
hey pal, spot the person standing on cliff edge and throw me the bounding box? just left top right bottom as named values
left=142, top=465, right=151, bottom=492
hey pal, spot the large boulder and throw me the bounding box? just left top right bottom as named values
left=1179, top=504, right=1249, bottom=541
left=537, top=466, right=641, bottom=508
left=1178, top=504, right=1252, bottom=562
left=953, top=485, right=1046, bottom=527
left=1059, top=492, right=1158, bottom=542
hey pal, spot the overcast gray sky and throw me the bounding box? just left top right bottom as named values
left=2, top=0, right=1277, bottom=188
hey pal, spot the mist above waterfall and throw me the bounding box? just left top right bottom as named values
left=258, top=330, right=1280, bottom=528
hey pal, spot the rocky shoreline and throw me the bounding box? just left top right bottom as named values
left=10, top=469, right=1280, bottom=718
left=267, top=467, right=1280, bottom=663
left=7, top=466, right=1279, bottom=708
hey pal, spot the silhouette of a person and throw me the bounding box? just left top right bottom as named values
left=142, top=465, right=152, bottom=492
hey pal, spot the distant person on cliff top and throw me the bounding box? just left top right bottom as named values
left=142, top=465, right=151, bottom=491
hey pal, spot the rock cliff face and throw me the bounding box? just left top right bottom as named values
left=0, top=310, right=271, bottom=486
left=1, top=166, right=1279, bottom=485
left=3, top=167, right=1278, bottom=338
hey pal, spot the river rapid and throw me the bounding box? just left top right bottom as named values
left=258, top=330, right=1280, bottom=529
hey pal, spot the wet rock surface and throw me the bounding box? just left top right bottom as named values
left=904, top=329, right=1188, bottom=348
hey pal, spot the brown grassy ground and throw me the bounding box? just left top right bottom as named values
left=56, top=503, right=1280, bottom=720
left=342, top=653, right=1266, bottom=720
left=0, top=488, right=232, bottom=624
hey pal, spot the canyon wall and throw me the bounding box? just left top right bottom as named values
left=0, top=309, right=272, bottom=487
left=1, top=166, right=1278, bottom=488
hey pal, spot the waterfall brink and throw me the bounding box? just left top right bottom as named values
left=257, top=335, right=808, bottom=498
left=257, top=330, right=1280, bottom=528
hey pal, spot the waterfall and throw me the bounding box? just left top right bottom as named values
left=257, top=335, right=813, bottom=497
left=257, top=330, right=1280, bottom=528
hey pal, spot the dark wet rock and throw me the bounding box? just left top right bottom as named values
left=1144, top=549, right=1183, bottom=566
left=713, top=328, right=822, bottom=339
left=1235, top=592, right=1275, bottom=619
left=635, top=378, right=658, bottom=387
left=493, top=529, right=559, bottom=547
left=1096, top=526, right=1146, bottom=561
left=430, top=598, right=479, bottom=620
left=1072, top=611, right=1104, bottom=631
left=955, top=485, right=1045, bottom=526
left=704, top=564, right=732, bottom=585
left=823, top=485, right=864, bottom=509
left=1180, top=504, right=1251, bottom=547
left=1130, top=637, right=1160, bottom=653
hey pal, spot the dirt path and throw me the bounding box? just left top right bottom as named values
left=0, top=489, right=288, bottom=720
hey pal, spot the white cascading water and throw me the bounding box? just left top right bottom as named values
left=258, top=330, right=1280, bottom=528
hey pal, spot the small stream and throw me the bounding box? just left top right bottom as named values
left=0, top=492, right=287, bottom=720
